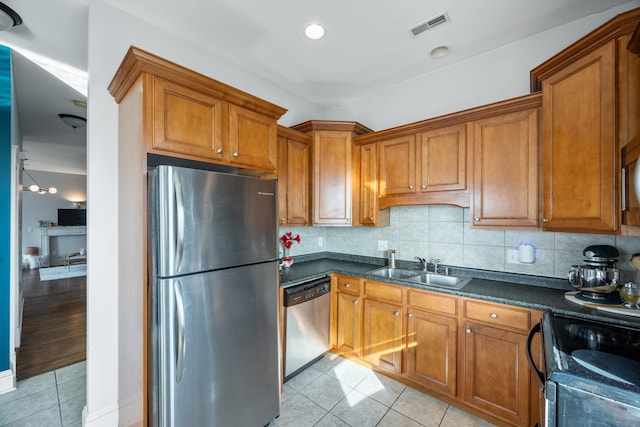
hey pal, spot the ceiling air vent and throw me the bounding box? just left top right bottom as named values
left=409, top=12, right=450, bottom=37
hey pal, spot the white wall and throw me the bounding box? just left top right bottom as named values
left=87, top=1, right=324, bottom=425
left=327, top=1, right=640, bottom=131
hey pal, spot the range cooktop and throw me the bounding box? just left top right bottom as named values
left=542, top=312, right=640, bottom=393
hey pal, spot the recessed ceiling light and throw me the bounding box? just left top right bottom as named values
left=304, top=23, right=326, bottom=40
left=430, top=45, right=450, bottom=59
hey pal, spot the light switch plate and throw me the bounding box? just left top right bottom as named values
left=378, top=240, right=389, bottom=251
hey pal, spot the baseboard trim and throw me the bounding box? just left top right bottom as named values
left=83, top=402, right=119, bottom=427
left=119, top=393, right=143, bottom=426
left=0, top=369, right=16, bottom=395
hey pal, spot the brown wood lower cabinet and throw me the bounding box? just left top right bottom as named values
left=462, top=321, right=530, bottom=426
left=335, top=291, right=362, bottom=356
left=330, top=274, right=542, bottom=427
left=362, top=298, right=403, bottom=374
left=406, top=308, right=457, bottom=396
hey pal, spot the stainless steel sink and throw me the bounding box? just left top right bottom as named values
left=367, top=267, right=472, bottom=290
left=406, top=272, right=471, bottom=289
left=368, top=267, right=419, bottom=280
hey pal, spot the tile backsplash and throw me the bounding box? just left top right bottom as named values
left=279, top=205, right=640, bottom=282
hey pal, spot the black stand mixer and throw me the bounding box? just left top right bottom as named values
left=568, top=245, right=620, bottom=301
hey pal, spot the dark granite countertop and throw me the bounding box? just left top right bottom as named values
left=280, top=253, right=640, bottom=329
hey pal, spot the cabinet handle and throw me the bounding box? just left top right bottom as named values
left=346, top=218, right=351, bottom=223
left=541, top=218, right=548, bottom=224
left=474, top=217, right=480, bottom=222
left=280, top=217, right=285, bottom=222
left=353, top=299, right=358, bottom=305
left=408, top=313, right=414, bottom=319
left=216, top=148, right=223, bottom=154
left=466, top=328, right=472, bottom=334
left=345, top=283, right=351, bottom=288
left=490, top=313, right=498, bottom=319
left=393, top=311, right=400, bottom=317
left=368, top=216, right=374, bottom=221
left=421, top=185, right=426, bottom=189
left=232, top=152, right=239, bottom=157
left=409, top=185, right=414, bottom=190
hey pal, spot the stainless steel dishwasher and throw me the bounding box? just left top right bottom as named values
left=284, top=276, right=331, bottom=381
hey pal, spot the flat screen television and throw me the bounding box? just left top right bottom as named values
left=58, top=209, right=86, bottom=226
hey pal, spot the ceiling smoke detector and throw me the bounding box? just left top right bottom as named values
left=409, top=12, right=450, bottom=37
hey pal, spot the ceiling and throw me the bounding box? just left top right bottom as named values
left=0, top=0, right=634, bottom=174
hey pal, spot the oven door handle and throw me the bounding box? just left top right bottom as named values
left=526, top=321, right=545, bottom=386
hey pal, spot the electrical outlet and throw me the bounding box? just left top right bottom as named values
left=378, top=240, right=389, bottom=251
left=318, top=237, right=323, bottom=247
left=507, top=249, right=519, bottom=264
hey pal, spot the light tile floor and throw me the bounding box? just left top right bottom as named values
left=0, top=361, right=85, bottom=427
left=277, top=354, right=496, bottom=427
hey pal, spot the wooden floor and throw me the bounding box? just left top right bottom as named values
left=17, top=268, right=86, bottom=380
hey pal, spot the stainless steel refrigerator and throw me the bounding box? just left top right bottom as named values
left=149, top=164, right=280, bottom=427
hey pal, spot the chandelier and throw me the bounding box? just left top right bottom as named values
left=23, top=169, right=57, bottom=195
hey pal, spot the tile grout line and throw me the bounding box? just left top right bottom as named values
left=55, top=369, right=64, bottom=426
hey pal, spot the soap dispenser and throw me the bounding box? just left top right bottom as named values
left=388, top=249, right=396, bottom=269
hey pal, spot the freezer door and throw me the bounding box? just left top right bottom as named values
left=155, top=261, right=280, bottom=427
left=153, top=165, right=278, bottom=277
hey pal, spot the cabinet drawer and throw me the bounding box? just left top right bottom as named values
left=408, top=289, right=457, bottom=316
left=463, top=300, right=531, bottom=333
left=364, top=281, right=403, bottom=303
left=337, top=276, right=360, bottom=294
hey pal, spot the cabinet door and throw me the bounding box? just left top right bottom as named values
left=228, top=104, right=278, bottom=173
left=406, top=308, right=457, bottom=397
left=278, top=135, right=311, bottom=226
left=379, top=135, right=416, bottom=196
left=623, top=145, right=640, bottom=226
left=463, top=322, right=530, bottom=426
left=313, top=131, right=352, bottom=225
left=362, top=299, right=403, bottom=374
left=359, top=143, right=379, bottom=226
left=472, top=109, right=539, bottom=228
left=541, top=41, right=616, bottom=232
left=418, top=124, right=467, bottom=192
left=151, top=77, right=225, bottom=160
left=336, top=292, right=361, bottom=356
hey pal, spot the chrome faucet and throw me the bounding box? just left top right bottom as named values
left=431, top=258, right=449, bottom=275
left=416, top=256, right=427, bottom=271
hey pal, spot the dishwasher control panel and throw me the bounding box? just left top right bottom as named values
left=284, top=277, right=331, bottom=307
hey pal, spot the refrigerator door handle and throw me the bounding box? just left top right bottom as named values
left=173, top=170, right=185, bottom=273
left=174, top=280, right=186, bottom=383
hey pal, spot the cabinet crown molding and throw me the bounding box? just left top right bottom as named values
left=530, top=7, right=640, bottom=91
left=107, top=46, right=287, bottom=119
left=291, top=120, right=373, bottom=135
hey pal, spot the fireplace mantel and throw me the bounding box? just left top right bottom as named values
left=39, top=226, right=86, bottom=256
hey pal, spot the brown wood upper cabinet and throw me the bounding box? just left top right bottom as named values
left=277, top=126, right=311, bottom=226
left=471, top=94, right=541, bottom=229
left=531, top=8, right=640, bottom=233
left=108, top=46, right=286, bottom=174
left=292, top=121, right=372, bottom=226
left=354, top=142, right=390, bottom=227
left=377, top=124, right=468, bottom=200
left=356, top=122, right=470, bottom=209
left=621, top=27, right=640, bottom=228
